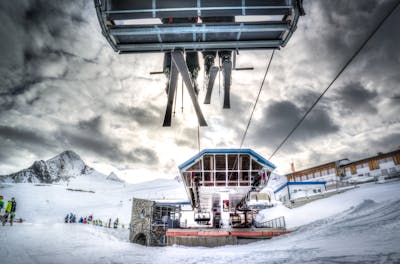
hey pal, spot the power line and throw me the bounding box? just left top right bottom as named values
left=240, top=49, right=275, bottom=148
left=268, top=1, right=400, bottom=160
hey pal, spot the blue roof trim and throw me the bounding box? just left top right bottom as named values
left=274, top=183, right=288, bottom=193
left=154, top=201, right=191, bottom=206
left=274, top=181, right=327, bottom=193
left=178, top=149, right=276, bottom=171
left=288, top=181, right=327, bottom=186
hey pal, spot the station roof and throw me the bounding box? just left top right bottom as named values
left=274, top=181, right=327, bottom=193
left=178, top=149, right=276, bottom=171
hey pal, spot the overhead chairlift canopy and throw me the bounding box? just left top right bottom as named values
left=95, top=0, right=305, bottom=53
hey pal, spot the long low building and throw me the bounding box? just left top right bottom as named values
left=286, top=149, right=400, bottom=184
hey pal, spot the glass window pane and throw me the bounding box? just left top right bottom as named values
left=228, top=172, right=238, bottom=186
left=240, top=155, right=250, bottom=170
left=251, top=159, right=263, bottom=170
left=188, top=160, right=202, bottom=171
left=215, top=155, right=226, bottom=170
left=204, top=171, right=212, bottom=182
left=241, top=171, right=249, bottom=181
left=227, top=155, right=238, bottom=170
left=183, top=172, right=191, bottom=186
left=216, top=171, right=226, bottom=181
left=203, top=155, right=212, bottom=171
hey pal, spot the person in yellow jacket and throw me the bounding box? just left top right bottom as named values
left=2, top=197, right=16, bottom=226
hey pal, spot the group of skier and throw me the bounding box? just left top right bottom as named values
left=65, top=213, right=122, bottom=229
left=0, top=195, right=17, bottom=226
left=64, top=212, right=77, bottom=223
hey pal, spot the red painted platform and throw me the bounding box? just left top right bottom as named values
left=166, top=228, right=291, bottom=238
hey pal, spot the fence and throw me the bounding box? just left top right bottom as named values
left=254, top=216, right=286, bottom=229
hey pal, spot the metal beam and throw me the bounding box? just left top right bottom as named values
left=117, top=40, right=282, bottom=52
left=106, top=6, right=292, bottom=15
left=110, top=23, right=290, bottom=36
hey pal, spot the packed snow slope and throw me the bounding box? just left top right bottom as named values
left=0, top=178, right=187, bottom=225
left=1, top=180, right=400, bottom=263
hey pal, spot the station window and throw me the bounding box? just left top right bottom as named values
left=240, top=155, right=250, bottom=170
left=228, top=172, right=238, bottom=186
left=251, top=159, right=263, bottom=171
left=240, top=171, right=250, bottom=186
left=227, top=155, right=238, bottom=170
left=215, top=155, right=226, bottom=170
left=204, top=172, right=212, bottom=181
left=203, top=155, right=212, bottom=171
left=216, top=171, right=226, bottom=186
left=187, top=160, right=202, bottom=171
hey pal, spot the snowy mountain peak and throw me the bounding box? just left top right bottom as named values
left=0, top=150, right=94, bottom=183
left=106, top=172, right=124, bottom=183
left=49, top=150, right=82, bottom=162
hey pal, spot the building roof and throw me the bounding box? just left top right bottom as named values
left=178, top=148, right=276, bottom=171
left=341, top=149, right=400, bottom=167
left=274, top=181, right=327, bottom=193
left=286, top=160, right=339, bottom=176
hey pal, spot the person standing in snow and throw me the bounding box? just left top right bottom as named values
left=0, top=196, right=4, bottom=223
left=65, top=214, right=70, bottom=223
left=2, top=197, right=17, bottom=226
left=0, top=196, right=4, bottom=211
left=113, top=218, right=119, bottom=229
left=108, top=218, right=111, bottom=228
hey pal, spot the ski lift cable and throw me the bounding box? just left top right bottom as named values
left=240, top=49, right=276, bottom=149
left=227, top=49, right=275, bottom=181
left=268, top=1, right=400, bottom=160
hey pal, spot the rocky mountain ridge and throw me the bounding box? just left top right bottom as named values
left=0, top=151, right=123, bottom=184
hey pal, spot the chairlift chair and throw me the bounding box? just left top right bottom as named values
left=94, top=0, right=304, bottom=126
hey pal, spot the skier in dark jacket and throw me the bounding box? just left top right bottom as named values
left=2, top=197, right=16, bottom=226
left=0, top=195, right=4, bottom=211
left=113, top=218, right=119, bottom=229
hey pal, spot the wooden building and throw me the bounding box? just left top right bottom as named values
left=286, top=149, right=400, bottom=183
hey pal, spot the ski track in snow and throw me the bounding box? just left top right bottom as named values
left=1, top=181, right=400, bottom=263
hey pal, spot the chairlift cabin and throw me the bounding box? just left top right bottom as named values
left=94, top=0, right=304, bottom=126
left=95, top=0, right=304, bottom=53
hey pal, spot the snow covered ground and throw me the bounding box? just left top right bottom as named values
left=1, top=180, right=400, bottom=263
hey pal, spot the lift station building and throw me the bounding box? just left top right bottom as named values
left=178, top=149, right=275, bottom=228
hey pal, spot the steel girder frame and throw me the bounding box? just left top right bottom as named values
left=94, top=0, right=304, bottom=53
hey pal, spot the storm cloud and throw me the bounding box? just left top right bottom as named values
left=0, top=0, right=399, bottom=179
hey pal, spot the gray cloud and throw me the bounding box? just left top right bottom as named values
left=0, top=0, right=399, bottom=179
left=335, top=82, right=378, bottom=114
left=54, top=116, right=160, bottom=166
left=113, top=104, right=161, bottom=127
left=250, top=100, right=339, bottom=150
left=0, top=125, right=57, bottom=165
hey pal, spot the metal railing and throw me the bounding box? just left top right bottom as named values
left=254, top=216, right=286, bottom=229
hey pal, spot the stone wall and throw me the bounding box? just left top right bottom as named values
left=129, top=198, right=169, bottom=246
left=129, top=198, right=154, bottom=246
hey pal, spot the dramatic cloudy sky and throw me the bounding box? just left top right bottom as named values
left=0, top=0, right=399, bottom=183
